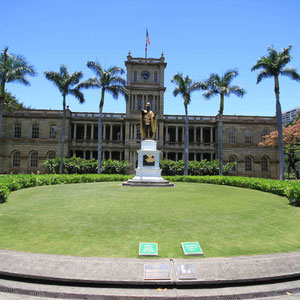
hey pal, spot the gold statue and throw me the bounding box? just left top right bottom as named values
left=140, top=102, right=157, bottom=139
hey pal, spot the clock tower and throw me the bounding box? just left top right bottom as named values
left=125, top=51, right=167, bottom=119
left=124, top=51, right=167, bottom=164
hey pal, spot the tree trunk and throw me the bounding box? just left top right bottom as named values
left=59, top=96, right=66, bottom=174
left=274, top=76, right=284, bottom=180
left=0, top=82, right=5, bottom=140
left=97, top=91, right=105, bottom=174
left=218, top=94, right=224, bottom=176
left=184, top=103, right=189, bottom=176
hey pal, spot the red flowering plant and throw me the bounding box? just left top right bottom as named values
left=259, top=120, right=300, bottom=179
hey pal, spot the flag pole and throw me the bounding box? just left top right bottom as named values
left=145, top=28, right=147, bottom=60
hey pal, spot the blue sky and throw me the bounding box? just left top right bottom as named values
left=2, top=0, right=300, bottom=116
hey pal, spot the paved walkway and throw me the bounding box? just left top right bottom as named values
left=0, top=250, right=299, bottom=299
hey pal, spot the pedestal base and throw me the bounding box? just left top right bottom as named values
left=122, top=139, right=174, bottom=187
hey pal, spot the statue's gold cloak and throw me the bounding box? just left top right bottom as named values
left=140, top=110, right=157, bottom=139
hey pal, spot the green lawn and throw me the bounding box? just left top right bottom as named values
left=0, top=182, right=299, bottom=258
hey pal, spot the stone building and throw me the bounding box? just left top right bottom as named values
left=0, top=53, right=279, bottom=178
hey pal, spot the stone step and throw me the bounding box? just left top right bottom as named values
left=122, top=180, right=174, bottom=187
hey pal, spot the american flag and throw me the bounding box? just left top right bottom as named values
left=146, top=29, right=150, bottom=45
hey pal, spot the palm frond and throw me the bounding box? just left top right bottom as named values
left=223, top=69, right=238, bottom=85
left=77, top=77, right=100, bottom=90
left=229, top=85, right=246, bottom=97
left=281, top=67, right=300, bottom=81
left=108, top=66, right=125, bottom=76
left=67, top=71, right=84, bottom=86
left=203, top=90, right=219, bottom=99
left=256, top=70, right=272, bottom=84
left=87, top=61, right=103, bottom=77
left=70, top=88, right=85, bottom=104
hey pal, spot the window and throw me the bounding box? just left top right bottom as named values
left=32, top=124, right=39, bottom=138
left=261, top=130, right=268, bottom=142
left=245, top=129, right=252, bottom=144
left=245, top=156, right=253, bottom=171
left=30, top=151, right=38, bottom=168
left=14, top=124, right=21, bottom=138
left=137, top=97, right=142, bottom=110
left=47, top=151, right=56, bottom=159
left=49, top=125, right=57, bottom=139
left=154, top=72, right=158, bottom=83
left=261, top=156, right=269, bottom=172
left=12, top=151, right=20, bottom=167
left=229, top=156, right=237, bottom=171
left=133, top=71, right=137, bottom=82
left=229, top=129, right=236, bottom=143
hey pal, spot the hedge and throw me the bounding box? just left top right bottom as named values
left=42, top=157, right=131, bottom=174
left=160, top=159, right=235, bottom=176
left=0, top=174, right=299, bottom=206
left=163, top=175, right=300, bottom=206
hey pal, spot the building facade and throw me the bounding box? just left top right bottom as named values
left=282, top=107, right=300, bottom=124
left=0, top=53, right=279, bottom=178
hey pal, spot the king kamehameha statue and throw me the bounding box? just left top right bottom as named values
left=122, top=102, right=173, bottom=187
left=140, top=102, right=157, bottom=140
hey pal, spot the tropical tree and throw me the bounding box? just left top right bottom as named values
left=0, top=47, right=36, bottom=138
left=78, top=62, right=127, bottom=174
left=171, top=73, right=206, bottom=175
left=44, top=65, right=85, bottom=174
left=251, top=45, right=300, bottom=180
left=203, top=70, right=245, bottom=175
left=259, top=119, right=300, bottom=179
left=3, top=91, right=28, bottom=112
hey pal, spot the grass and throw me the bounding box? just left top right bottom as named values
left=0, top=182, right=299, bottom=258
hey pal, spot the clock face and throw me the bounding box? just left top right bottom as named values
left=141, top=71, right=150, bottom=81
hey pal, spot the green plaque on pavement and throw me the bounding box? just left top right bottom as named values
left=139, top=242, right=158, bottom=256
left=181, top=242, right=203, bottom=256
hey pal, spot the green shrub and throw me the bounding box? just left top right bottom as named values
left=42, top=156, right=130, bottom=175
left=160, top=159, right=235, bottom=176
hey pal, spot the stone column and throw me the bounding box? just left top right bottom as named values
left=74, top=124, right=77, bottom=140
left=201, top=153, right=203, bottom=161
left=83, top=151, right=86, bottom=159
left=175, top=126, right=178, bottom=142
left=176, top=153, right=178, bottom=161
left=201, top=127, right=203, bottom=143
left=110, top=124, right=113, bottom=140
left=90, top=151, right=93, bottom=159
left=120, top=125, right=123, bottom=141
left=103, top=124, right=106, bottom=140
left=91, top=124, right=94, bottom=140
left=194, top=127, right=196, bottom=143
left=109, top=151, right=112, bottom=159
left=134, top=125, right=137, bottom=140
left=165, top=126, right=168, bottom=142
left=210, top=127, right=213, bottom=143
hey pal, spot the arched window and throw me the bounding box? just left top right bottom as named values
left=30, top=151, right=38, bottom=168
left=154, top=72, right=158, bottom=83
left=12, top=151, right=20, bottom=167
left=49, top=125, right=57, bottom=139
left=261, top=130, right=268, bottom=142
left=32, top=124, right=39, bottom=139
left=229, top=129, right=236, bottom=143
left=261, top=156, right=269, bottom=172
left=229, top=155, right=237, bottom=171
left=133, top=71, right=137, bottom=82
left=245, top=156, right=253, bottom=171
left=14, top=123, right=21, bottom=138
left=47, top=151, right=56, bottom=159
left=245, top=129, right=252, bottom=144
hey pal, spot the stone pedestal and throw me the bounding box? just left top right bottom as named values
left=123, top=140, right=174, bottom=187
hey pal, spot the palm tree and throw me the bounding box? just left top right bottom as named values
left=0, top=47, right=36, bottom=138
left=78, top=62, right=127, bottom=174
left=44, top=65, right=85, bottom=174
left=203, top=70, right=245, bottom=176
left=251, top=45, right=300, bottom=180
left=171, top=73, right=206, bottom=175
